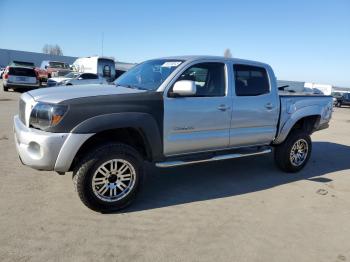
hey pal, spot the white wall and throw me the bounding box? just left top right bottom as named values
left=304, top=82, right=332, bottom=95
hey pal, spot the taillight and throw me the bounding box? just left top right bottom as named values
left=3, top=66, right=9, bottom=79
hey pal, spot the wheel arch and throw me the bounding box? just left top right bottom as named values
left=69, top=127, right=153, bottom=172
left=274, top=105, right=322, bottom=144
left=68, top=112, right=163, bottom=171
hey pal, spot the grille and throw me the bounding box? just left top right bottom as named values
left=19, top=99, right=26, bottom=124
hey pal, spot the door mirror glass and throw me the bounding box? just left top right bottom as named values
left=172, top=80, right=196, bottom=96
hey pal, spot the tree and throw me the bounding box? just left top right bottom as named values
left=42, top=44, right=63, bottom=56
left=224, top=48, right=232, bottom=58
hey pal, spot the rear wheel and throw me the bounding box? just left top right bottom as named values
left=73, top=143, right=144, bottom=212
left=274, top=130, right=312, bottom=173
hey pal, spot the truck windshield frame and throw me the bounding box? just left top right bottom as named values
left=115, top=59, right=183, bottom=91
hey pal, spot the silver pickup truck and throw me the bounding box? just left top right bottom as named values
left=13, top=56, right=333, bottom=212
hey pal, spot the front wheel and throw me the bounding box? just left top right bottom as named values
left=3, top=85, right=8, bottom=92
left=274, top=130, right=312, bottom=173
left=73, top=143, right=144, bottom=212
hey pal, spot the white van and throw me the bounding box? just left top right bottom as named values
left=72, top=56, right=116, bottom=82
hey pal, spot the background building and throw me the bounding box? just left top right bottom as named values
left=0, top=48, right=76, bottom=67
left=0, top=48, right=135, bottom=72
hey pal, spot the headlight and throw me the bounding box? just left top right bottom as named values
left=29, top=102, right=68, bottom=130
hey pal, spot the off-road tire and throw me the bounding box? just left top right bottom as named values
left=274, top=130, right=312, bottom=173
left=73, top=143, right=144, bottom=212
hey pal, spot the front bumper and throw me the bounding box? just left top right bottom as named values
left=14, top=115, right=69, bottom=170
left=14, top=115, right=94, bottom=172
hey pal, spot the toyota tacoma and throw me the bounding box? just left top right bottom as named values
left=14, top=56, right=333, bottom=212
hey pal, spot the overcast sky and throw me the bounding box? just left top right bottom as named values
left=0, top=0, right=349, bottom=86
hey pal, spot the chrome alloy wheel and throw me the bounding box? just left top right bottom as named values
left=92, top=159, right=136, bottom=202
left=289, top=139, right=309, bottom=167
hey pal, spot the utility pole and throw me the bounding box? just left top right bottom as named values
left=101, top=32, right=104, bottom=56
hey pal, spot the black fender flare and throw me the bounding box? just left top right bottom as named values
left=71, top=112, right=163, bottom=160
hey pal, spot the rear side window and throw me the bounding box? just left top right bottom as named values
left=233, top=64, right=270, bottom=96
left=9, top=67, right=36, bottom=77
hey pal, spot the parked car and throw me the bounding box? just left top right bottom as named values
left=7, top=61, right=48, bottom=85
left=73, top=56, right=116, bottom=82
left=2, top=66, right=40, bottom=91
left=39, top=60, right=71, bottom=80
left=335, top=93, right=350, bottom=107
left=14, top=56, right=333, bottom=212
left=47, top=72, right=108, bottom=87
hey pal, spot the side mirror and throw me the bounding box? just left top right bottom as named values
left=172, top=80, right=196, bottom=96
left=78, top=77, right=83, bottom=80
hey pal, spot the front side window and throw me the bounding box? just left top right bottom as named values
left=174, top=62, right=226, bottom=97
left=234, top=64, right=270, bottom=96
left=115, top=59, right=183, bottom=91
left=81, top=73, right=98, bottom=79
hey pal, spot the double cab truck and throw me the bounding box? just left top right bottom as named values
left=13, top=56, right=333, bottom=212
left=36, top=60, right=71, bottom=81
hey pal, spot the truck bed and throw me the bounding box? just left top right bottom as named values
left=274, top=94, right=333, bottom=144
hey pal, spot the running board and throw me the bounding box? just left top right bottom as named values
left=156, top=148, right=272, bottom=168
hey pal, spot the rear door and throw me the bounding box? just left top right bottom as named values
left=163, top=62, right=231, bottom=156
left=229, top=64, right=279, bottom=147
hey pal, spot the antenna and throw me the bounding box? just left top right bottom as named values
left=101, top=32, right=104, bottom=56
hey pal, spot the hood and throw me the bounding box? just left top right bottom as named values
left=28, top=84, right=146, bottom=104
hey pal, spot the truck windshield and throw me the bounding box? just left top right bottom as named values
left=115, top=59, right=183, bottom=91
left=49, top=62, right=69, bottom=69
left=63, top=72, right=80, bottom=78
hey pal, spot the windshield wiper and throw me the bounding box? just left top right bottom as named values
left=115, top=84, right=148, bottom=90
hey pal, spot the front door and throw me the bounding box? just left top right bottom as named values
left=163, top=62, right=232, bottom=156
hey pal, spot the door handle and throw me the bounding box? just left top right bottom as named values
left=265, top=103, right=274, bottom=110
left=217, top=104, right=230, bottom=111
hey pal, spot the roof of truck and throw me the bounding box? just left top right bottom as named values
left=156, top=55, right=271, bottom=68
